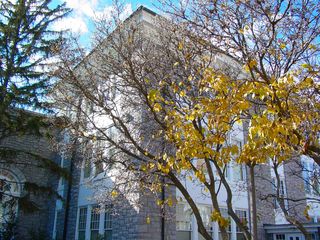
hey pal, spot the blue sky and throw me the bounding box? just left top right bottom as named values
left=51, top=0, right=162, bottom=47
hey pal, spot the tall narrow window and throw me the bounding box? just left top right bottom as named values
left=104, top=205, right=112, bottom=240
left=90, top=205, right=100, bottom=240
left=83, top=159, right=92, bottom=179
left=198, top=205, right=213, bottom=240
left=303, top=161, right=320, bottom=196
left=95, top=161, right=104, bottom=176
left=176, top=203, right=192, bottom=240
left=0, top=170, right=20, bottom=232
left=302, top=161, right=312, bottom=194
left=272, top=178, right=286, bottom=209
left=219, top=208, right=231, bottom=240
left=78, top=207, right=87, bottom=240
left=233, top=164, right=244, bottom=181
left=235, top=210, right=248, bottom=240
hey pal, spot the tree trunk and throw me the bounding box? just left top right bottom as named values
left=249, top=165, right=258, bottom=240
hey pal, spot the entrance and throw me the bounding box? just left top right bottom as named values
left=287, top=234, right=304, bottom=240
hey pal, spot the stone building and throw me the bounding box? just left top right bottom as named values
left=0, top=121, right=62, bottom=239
left=2, top=6, right=319, bottom=240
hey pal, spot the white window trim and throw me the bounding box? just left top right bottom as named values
left=75, top=204, right=112, bottom=240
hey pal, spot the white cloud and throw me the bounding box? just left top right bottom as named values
left=93, top=3, right=133, bottom=22
left=120, top=3, right=133, bottom=20
left=55, top=0, right=133, bottom=36
left=64, top=0, right=97, bottom=18
left=52, top=16, right=88, bottom=34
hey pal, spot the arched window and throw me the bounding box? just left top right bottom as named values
left=0, top=169, right=22, bottom=235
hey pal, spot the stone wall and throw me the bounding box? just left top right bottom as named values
left=0, top=133, right=60, bottom=240
left=283, top=158, right=308, bottom=222
left=254, top=164, right=276, bottom=240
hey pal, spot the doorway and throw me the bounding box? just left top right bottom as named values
left=287, top=234, right=304, bottom=240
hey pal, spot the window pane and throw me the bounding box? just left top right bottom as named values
left=233, top=164, right=244, bottom=181
left=177, top=203, right=192, bottom=240
left=104, top=230, right=112, bottom=240
left=220, top=208, right=231, bottom=232
left=78, top=231, right=85, bottom=240
left=219, top=232, right=232, bottom=240
left=91, top=230, right=100, bottom=240
left=199, top=232, right=213, bottom=240
left=177, top=231, right=191, bottom=240
left=91, top=205, right=100, bottom=229
left=237, top=233, right=246, bottom=240
left=95, top=160, right=104, bottom=175
left=83, top=161, right=91, bottom=178
left=176, top=204, right=192, bottom=231
left=104, top=206, right=112, bottom=229
left=78, top=207, right=87, bottom=240
left=198, top=205, right=213, bottom=240
left=235, top=210, right=247, bottom=233
left=78, top=207, right=87, bottom=230
left=104, top=205, right=112, bottom=240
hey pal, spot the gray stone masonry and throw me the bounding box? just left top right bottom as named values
left=283, top=158, right=308, bottom=223
left=254, top=164, right=276, bottom=240
left=0, top=133, right=60, bottom=240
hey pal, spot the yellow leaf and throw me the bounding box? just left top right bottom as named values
left=153, top=103, right=162, bottom=112
left=146, top=216, right=151, bottom=224
left=178, top=41, right=184, bottom=50
left=156, top=199, right=163, bottom=206
left=111, top=190, right=118, bottom=198
left=280, top=43, right=286, bottom=49
left=239, top=28, right=244, bottom=34
left=148, top=89, right=159, bottom=102
left=179, top=91, right=186, bottom=97
left=301, top=63, right=312, bottom=71
left=308, top=44, right=317, bottom=50
left=248, top=59, right=257, bottom=68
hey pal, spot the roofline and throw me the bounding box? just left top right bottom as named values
left=74, top=5, right=158, bottom=70
left=264, top=223, right=320, bottom=230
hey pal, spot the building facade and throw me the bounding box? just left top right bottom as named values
left=50, top=6, right=320, bottom=240
left=2, top=6, right=318, bottom=240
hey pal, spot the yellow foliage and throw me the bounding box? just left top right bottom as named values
left=111, top=190, right=118, bottom=198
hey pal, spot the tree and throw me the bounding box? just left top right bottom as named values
left=54, top=1, right=320, bottom=240
left=54, top=5, right=253, bottom=240
left=160, top=0, right=320, bottom=239
left=0, top=0, right=69, bottom=138
left=0, top=0, right=69, bottom=238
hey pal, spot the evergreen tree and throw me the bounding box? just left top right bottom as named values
left=0, top=0, right=70, bottom=238
left=0, top=0, right=69, bottom=138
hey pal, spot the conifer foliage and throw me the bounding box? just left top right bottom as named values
left=0, top=1, right=69, bottom=238
left=0, top=0, right=69, bottom=138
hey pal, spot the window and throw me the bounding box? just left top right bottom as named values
left=90, top=205, right=100, bottom=240
left=176, top=203, right=192, bottom=240
left=78, top=207, right=87, bottom=240
left=272, top=178, right=287, bottom=209
left=94, top=161, right=104, bottom=176
left=83, top=158, right=92, bottom=179
left=275, top=234, right=285, bottom=240
left=0, top=170, right=21, bottom=232
left=224, top=164, right=231, bottom=180
left=233, top=163, right=244, bottom=181
left=219, top=208, right=231, bottom=240
left=235, top=210, right=248, bottom=240
left=77, top=205, right=113, bottom=240
left=104, top=206, right=112, bottom=240
left=198, top=205, right=213, bottom=240
left=302, top=161, right=320, bottom=196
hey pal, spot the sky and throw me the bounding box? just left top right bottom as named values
left=51, top=0, right=162, bottom=47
